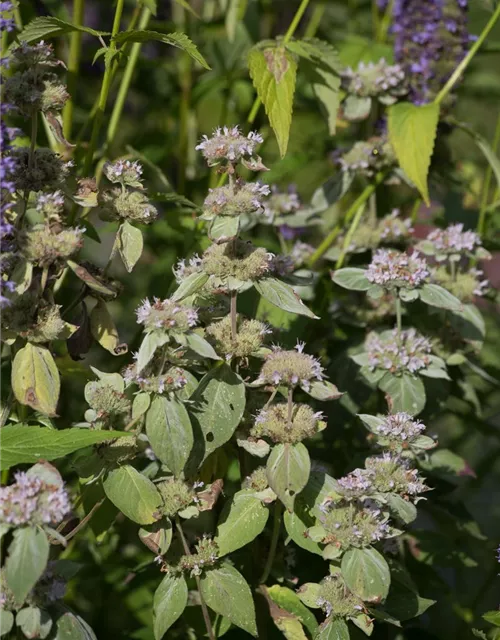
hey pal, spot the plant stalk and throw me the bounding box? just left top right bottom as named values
left=259, top=502, right=283, bottom=584
left=287, top=387, right=293, bottom=427
left=175, top=516, right=216, bottom=640
left=230, top=290, right=238, bottom=341
left=335, top=204, right=365, bottom=269
left=477, top=108, right=500, bottom=235
left=63, top=0, right=85, bottom=139
left=83, top=0, right=125, bottom=175
left=434, top=3, right=500, bottom=106
left=395, top=294, right=402, bottom=338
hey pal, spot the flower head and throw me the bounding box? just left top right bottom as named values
left=342, top=59, right=406, bottom=101
left=366, top=249, right=429, bottom=288
left=136, top=297, right=198, bottom=332
left=256, top=342, right=324, bottom=389
left=196, top=126, right=263, bottom=166
left=251, top=403, right=325, bottom=444
left=365, top=328, right=432, bottom=373
left=426, top=223, right=481, bottom=255
left=203, top=181, right=270, bottom=218
left=263, top=185, right=301, bottom=221
left=378, top=209, right=413, bottom=242
left=103, top=159, right=143, bottom=187
left=372, top=412, right=426, bottom=441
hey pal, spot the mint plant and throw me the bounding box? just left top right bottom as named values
left=1, top=0, right=500, bottom=639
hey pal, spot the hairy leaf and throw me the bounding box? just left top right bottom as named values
left=153, top=574, right=188, bottom=640
left=15, top=16, right=108, bottom=43
left=215, top=490, right=269, bottom=556
left=379, top=373, right=426, bottom=415
left=419, top=283, right=462, bottom=312
left=5, top=527, right=49, bottom=603
left=332, top=268, right=371, bottom=291
left=103, top=465, right=161, bottom=524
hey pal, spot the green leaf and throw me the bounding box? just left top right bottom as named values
left=332, top=268, right=371, bottom=291
left=419, top=283, right=462, bottom=311
left=145, top=395, right=194, bottom=476
left=136, top=331, right=170, bottom=374
left=215, top=490, right=269, bottom=556
left=113, top=30, right=210, bottom=69
left=12, top=343, right=60, bottom=416
left=153, top=574, right=188, bottom=640
left=385, top=493, right=417, bottom=524
left=103, top=465, right=161, bottom=524
left=67, top=261, right=118, bottom=298
left=200, top=563, right=257, bottom=636
left=266, top=585, right=318, bottom=636
left=139, top=519, right=172, bottom=556
left=0, top=425, right=124, bottom=470
left=16, top=607, right=52, bottom=639
left=254, top=277, right=318, bottom=318
left=388, top=101, right=439, bottom=205
left=450, top=303, right=485, bottom=342
left=453, top=121, right=500, bottom=192
left=183, top=332, right=221, bottom=360
left=357, top=414, right=385, bottom=432
left=483, top=611, right=500, bottom=627
left=315, top=618, right=350, bottom=640
left=284, top=510, right=323, bottom=555
left=172, top=271, right=209, bottom=302
left=51, top=609, right=97, bottom=639
left=0, top=610, right=14, bottom=636
left=5, top=527, right=49, bottom=603
left=304, top=379, right=343, bottom=401
left=15, top=16, right=108, bottom=43
left=190, top=363, right=246, bottom=459
left=341, top=547, right=391, bottom=603
left=248, top=45, right=297, bottom=157
left=266, top=443, right=311, bottom=511
left=379, top=373, right=426, bottom=415
left=343, top=95, right=372, bottom=121
left=310, top=173, right=353, bottom=214
left=117, top=221, right=143, bottom=273
left=209, top=215, right=240, bottom=242
left=90, top=300, right=127, bottom=356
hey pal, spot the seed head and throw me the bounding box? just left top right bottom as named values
left=98, top=186, right=157, bottom=223
left=20, top=225, right=83, bottom=267
left=242, top=466, right=269, bottom=492
left=157, top=478, right=195, bottom=518
left=315, top=574, right=366, bottom=620
left=13, top=147, right=72, bottom=192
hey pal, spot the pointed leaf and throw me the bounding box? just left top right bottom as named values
left=153, top=574, right=188, bottom=640
left=266, top=443, right=311, bottom=511
left=379, top=373, right=426, bottom=415
left=183, top=332, right=221, bottom=360
left=254, top=277, right=318, bottom=318
left=215, top=490, right=269, bottom=556
left=419, top=283, right=462, bottom=311
left=12, top=343, right=60, bottom=416
left=90, top=300, right=127, bottom=356
left=136, top=331, right=170, bottom=374
left=146, top=396, right=193, bottom=476
left=315, top=618, right=350, bottom=640
left=103, top=465, right=161, bottom=524
left=248, top=46, right=297, bottom=157
left=117, top=221, right=143, bottom=272
left=388, top=101, right=439, bottom=205
left=15, top=16, right=108, bottom=43
left=5, top=527, right=49, bottom=603
left=172, top=271, right=209, bottom=302
left=200, top=563, right=257, bottom=636
left=341, top=547, right=391, bottom=603
left=266, top=585, right=318, bottom=636
left=332, top=268, right=371, bottom=291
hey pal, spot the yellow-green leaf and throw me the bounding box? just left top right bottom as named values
left=388, top=101, right=439, bottom=205
left=12, top=343, right=60, bottom=416
left=117, top=221, right=143, bottom=273
left=103, top=465, right=161, bottom=525
left=248, top=45, right=297, bottom=157
left=90, top=300, right=128, bottom=356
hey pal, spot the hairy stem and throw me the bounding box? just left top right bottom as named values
left=175, top=517, right=216, bottom=640
left=106, top=6, right=152, bottom=150
left=248, top=0, right=311, bottom=124
left=434, top=3, right=500, bottom=106
left=477, top=108, right=500, bottom=235
left=259, top=501, right=283, bottom=584
left=83, top=0, right=125, bottom=175
left=63, top=0, right=85, bottom=139
left=309, top=172, right=386, bottom=267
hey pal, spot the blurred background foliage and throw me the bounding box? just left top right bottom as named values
left=5, top=0, right=500, bottom=638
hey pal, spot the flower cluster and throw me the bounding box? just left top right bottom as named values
left=366, top=249, right=429, bottom=288
left=371, top=412, right=426, bottom=442
left=136, top=297, right=198, bottom=332
left=314, top=574, right=366, bottom=620
left=0, top=1, right=15, bottom=32
left=201, top=240, right=272, bottom=284
left=255, top=342, right=324, bottom=390
left=337, top=136, right=396, bottom=176
left=203, top=181, right=270, bottom=218
left=205, top=315, right=271, bottom=360
left=433, top=265, right=488, bottom=302
left=365, top=328, right=432, bottom=373
left=0, top=471, right=71, bottom=527
left=378, top=209, right=413, bottom=242
left=393, top=0, right=471, bottom=104
left=426, top=223, right=481, bottom=256
left=195, top=125, right=263, bottom=167
left=251, top=403, right=325, bottom=444
left=103, top=159, right=143, bottom=188
left=342, top=59, right=406, bottom=102
left=124, top=363, right=188, bottom=395
left=263, top=184, right=301, bottom=221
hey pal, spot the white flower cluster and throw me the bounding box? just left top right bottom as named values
left=366, top=249, right=429, bottom=288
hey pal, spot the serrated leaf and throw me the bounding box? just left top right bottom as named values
left=483, top=611, right=500, bottom=627
left=379, top=373, right=426, bottom=415
left=103, top=465, right=161, bottom=524
left=146, top=395, right=193, bottom=476
left=266, top=443, right=311, bottom=511
left=215, top=490, right=269, bottom=556
left=255, top=277, right=318, bottom=318
left=5, top=527, right=49, bottom=603
left=15, top=16, right=108, bottom=43
left=332, top=268, right=371, bottom=291
left=190, top=363, right=246, bottom=459
left=117, top=221, right=143, bottom=272
left=341, top=546, right=391, bottom=603
left=248, top=46, right=297, bottom=157
left=388, top=101, right=439, bottom=205
left=0, top=425, right=124, bottom=470
left=419, top=283, right=462, bottom=311
left=12, top=343, right=60, bottom=416
left=113, top=30, right=210, bottom=69
left=153, top=574, right=188, bottom=640
left=200, top=563, right=257, bottom=636
left=90, top=300, right=127, bottom=356
left=172, top=271, right=209, bottom=302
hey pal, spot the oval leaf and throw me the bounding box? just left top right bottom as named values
left=118, top=221, right=143, bottom=272
left=215, top=490, right=269, bottom=556
left=153, top=573, right=188, bottom=640
left=266, top=443, right=311, bottom=511
left=332, top=268, right=371, bottom=291
left=379, top=373, right=426, bottom=415
left=419, top=283, right=462, bottom=312
left=341, top=546, right=391, bottom=603
left=103, top=465, right=161, bottom=524
left=12, top=343, right=60, bottom=416
left=5, top=527, right=49, bottom=604
left=255, top=277, right=318, bottom=318
left=172, top=271, right=209, bottom=302
left=90, top=300, right=127, bottom=356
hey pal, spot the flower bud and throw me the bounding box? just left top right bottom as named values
left=205, top=315, right=270, bottom=360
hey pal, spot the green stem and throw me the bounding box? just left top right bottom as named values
left=395, top=294, right=402, bottom=338
left=28, top=111, right=38, bottom=170
left=376, top=0, right=394, bottom=43
left=83, top=0, right=125, bottom=175
left=477, top=108, right=500, bottom=235
left=63, top=0, right=85, bottom=140
left=287, top=387, right=293, bottom=427
left=106, top=6, right=152, bottom=149
left=450, top=259, right=457, bottom=282
left=410, top=197, right=421, bottom=224
left=309, top=172, right=385, bottom=267
left=434, top=3, right=500, bottom=106
left=175, top=517, right=216, bottom=640
left=304, top=1, right=325, bottom=38
left=247, top=0, right=311, bottom=124
left=335, top=204, right=366, bottom=269
left=230, top=290, right=238, bottom=342
left=259, top=502, right=283, bottom=584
